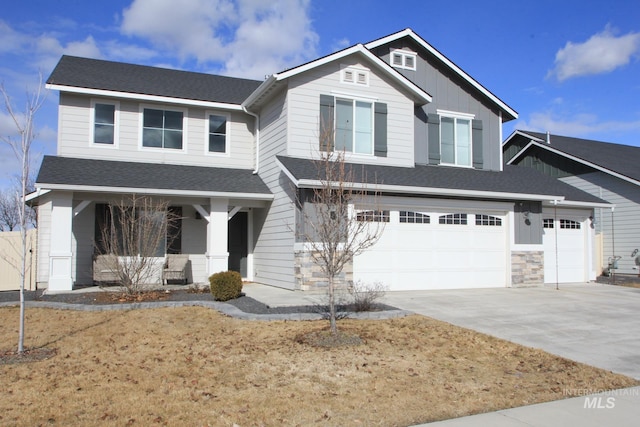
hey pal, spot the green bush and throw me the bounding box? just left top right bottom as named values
left=209, top=271, right=243, bottom=301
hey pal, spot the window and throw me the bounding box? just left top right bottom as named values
left=335, top=98, right=374, bottom=155
left=439, top=213, right=467, bottom=225
left=476, top=214, right=502, bottom=226
left=342, top=67, right=369, bottom=86
left=543, top=219, right=554, bottom=229
left=356, top=210, right=390, bottom=222
left=560, top=219, right=581, bottom=229
left=92, top=101, right=117, bottom=145
left=440, top=114, right=472, bottom=166
left=208, top=113, right=228, bottom=153
left=142, top=108, right=183, bottom=149
left=400, top=211, right=430, bottom=224
left=391, top=49, right=417, bottom=70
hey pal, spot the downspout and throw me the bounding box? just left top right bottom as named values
left=242, top=106, right=260, bottom=175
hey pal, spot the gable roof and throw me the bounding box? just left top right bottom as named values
left=35, top=156, right=272, bottom=200
left=504, top=130, right=640, bottom=185
left=242, top=43, right=432, bottom=110
left=276, top=155, right=608, bottom=207
left=365, top=29, right=518, bottom=122
left=46, top=56, right=262, bottom=109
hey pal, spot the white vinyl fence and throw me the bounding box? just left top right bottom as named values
left=0, top=230, right=37, bottom=291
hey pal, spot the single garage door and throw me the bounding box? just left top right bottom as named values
left=353, top=209, right=508, bottom=290
left=542, top=214, right=588, bottom=283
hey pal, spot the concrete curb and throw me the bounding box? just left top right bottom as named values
left=0, top=300, right=411, bottom=321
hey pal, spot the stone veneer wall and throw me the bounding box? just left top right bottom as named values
left=294, top=250, right=353, bottom=291
left=511, top=251, right=544, bottom=286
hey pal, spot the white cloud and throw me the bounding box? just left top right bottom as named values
left=548, top=25, right=640, bottom=81
left=514, top=111, right=640, bottom=137
left=120, top=0, right=319, bottom=79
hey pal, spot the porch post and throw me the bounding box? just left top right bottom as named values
left=206, top=198, right=229, bottom=278
left=48, top=191, right=74, bottom=291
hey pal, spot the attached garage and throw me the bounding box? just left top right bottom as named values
left=354, top=207, right=508, bottom=290
left=542, top=208, right=591, bottom=283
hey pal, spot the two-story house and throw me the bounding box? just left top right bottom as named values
left=33, top=28, right=608, bottom=292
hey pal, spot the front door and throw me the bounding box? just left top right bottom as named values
left=228, top=212, right=248, bottom=277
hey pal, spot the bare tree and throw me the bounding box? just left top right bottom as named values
left=297, top=151, right=386, bottom=335
left=0, top=77, right=46, bottom=354
left=0, top=189, right=20, bottom=231
left=95, top=194, right=180, bottom=295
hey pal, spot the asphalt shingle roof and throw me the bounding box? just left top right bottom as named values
left=520, top=131, right=640, bottom=183
left=36, top=156, right=272, bottom=196
left=277, top=155, right=606, bottom=204
left=47, top=56, right=263, bottom=105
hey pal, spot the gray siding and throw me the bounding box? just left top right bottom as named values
left=371, top=41, right=503, bottom=171
left=514, top=201, right=542, bottom=244
left=286, top=58, right=415, bottom=167
left=57, top=93, right=255, bottom=170
left=252, top=89, right=297, bottom=289
left=560, top=172, right=640, bottom=275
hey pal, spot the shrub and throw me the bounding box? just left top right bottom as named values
left=348, top=281, right=387, bottom=312
left=209, top=271, right=243, bottom=301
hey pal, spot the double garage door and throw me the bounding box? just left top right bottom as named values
left=354, top=208, right=508, bottom=291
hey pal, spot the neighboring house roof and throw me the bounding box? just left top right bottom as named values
left=46, top=55, right=262, bottom=108
left=35, top=156, right=272, bottom=199
left=365, top=29, right=518, bottom=122
left=276, top=155, right=608, bottom=206
left=504, top=130, right=640, bottom=186
left=242, top=43, right=432, bottom=110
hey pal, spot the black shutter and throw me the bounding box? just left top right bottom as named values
left=374, top=102, right=387, bottom=157
left=319, top=95, right=334, bottom=151
left=427, top=113, right=440, bottom=165
left=472, top=119, right=483, bottom=169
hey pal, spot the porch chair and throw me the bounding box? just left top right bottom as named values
left=163, top=254, right=189, bottom=285
left=93, top=254, right=119, bottom=284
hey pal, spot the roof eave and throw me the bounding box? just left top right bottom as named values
left=46, top=84, right=244, bottom=111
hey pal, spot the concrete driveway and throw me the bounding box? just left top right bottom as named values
left=382, top=283, right=640, bottom=380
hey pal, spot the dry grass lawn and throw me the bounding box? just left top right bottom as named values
left=0, top=306, right=636, bottom=426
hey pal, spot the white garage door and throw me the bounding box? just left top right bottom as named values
left=353, top=209, right=508, bottom=291
left=543, top=215, right=588, bottom=283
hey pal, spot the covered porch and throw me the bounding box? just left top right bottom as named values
left=32, top=156, right=273, bottom=291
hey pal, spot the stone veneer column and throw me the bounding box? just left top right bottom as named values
left=511, top=251, right=544, bottom=287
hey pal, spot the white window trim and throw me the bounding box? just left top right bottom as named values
left=437, top=109, right=475, bottom=168
left=90, top=99, right=119, bottom=148
left=390, top=49, right=417, bottom=71
left=204, top=110, right=231, bottom=157
left=334, top=96, right=375, bottom=156
left=340, top=65, right=370, bottom=87
left=139, top=104, right=188, bottom=153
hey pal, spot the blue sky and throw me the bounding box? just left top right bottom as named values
left=1, top=0, right=639, bottom=188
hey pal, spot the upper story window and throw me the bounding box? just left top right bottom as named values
left=391, top=49, right=417, bottom=71
left=439, top=111, right=473, bottom=167
left=319, top=94, right=387, bottom=157
left=142, top=108, right=184, bottom=149
left=207, top=113, right=228, bottom=154
left=336, top=98, right=374, bottom=155
left=91, top=101, right=118, bottom=146
left=341, top=66, right=369, bottom=86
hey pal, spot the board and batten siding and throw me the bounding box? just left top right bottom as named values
left=560, top=171, right=640, bottom=275
left=371, top=42, right=503, bottom=171
left=286, top=58, right=416, bottom=168
left=57, top=93, right=255, bottom=170
left=252, top=88, right=297, bottom=289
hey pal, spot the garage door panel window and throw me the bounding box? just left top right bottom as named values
left=475, top=214, right=502, bottom=226
left=438, top=213, right=467, bottom=225
left=356, top=210, right=390, bottom=222
left=400, top=211, right=430, bottom=224
left=560, top=219, right=581, bottom=229
left=543, top=218, right=554, bottom=229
